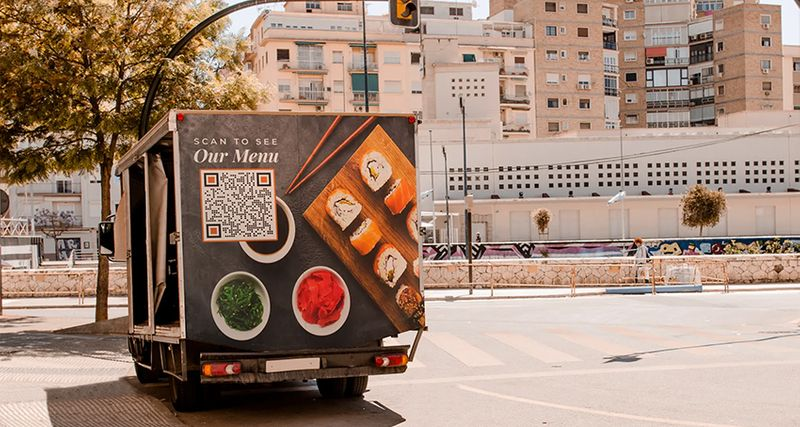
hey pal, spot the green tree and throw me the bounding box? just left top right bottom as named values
left=680, top=185, right=727, bottom=236
left=533, top=208, right=551, bottom=238
left=0, top=0, right=268, bottom=320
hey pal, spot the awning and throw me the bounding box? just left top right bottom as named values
left=646, top=47, right=667, bottom=57
left=351, top=74, right=378, bottom=92
left=295, top=41, right=325, bottom=45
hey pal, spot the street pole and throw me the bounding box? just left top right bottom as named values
left=429, top=129, right=436, bottom=243
left=442, top=146, right=451, bottom=259
left=361, top=0, right=369, bottom=112
left=459, top=96, right=473, bottom=286
left=619, top=125, right=626, bottom=242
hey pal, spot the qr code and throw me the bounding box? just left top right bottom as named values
left=200, top=169, right=277, bottom=242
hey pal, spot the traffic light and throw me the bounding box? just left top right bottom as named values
left=390, top=0, right=419, bottom=28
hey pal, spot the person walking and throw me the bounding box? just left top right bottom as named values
left=632, top=237, right=651, bottom=283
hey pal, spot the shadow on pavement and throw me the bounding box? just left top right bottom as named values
left=130, top=379, right=406, bottom=427
left=0, top=331, right=129, bottom=362
left=45, top=377, right=181, bottom=427
left=0, top=315, right=43, bottom=329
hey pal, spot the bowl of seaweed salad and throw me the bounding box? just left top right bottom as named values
left=211, top=272, right=270, bottom=341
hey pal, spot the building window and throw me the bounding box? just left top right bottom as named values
left=548, top=122, right=560, bottom=132
left=547, top=98, right=559, bottom=108
left=420, top=6, right=434, bottom=14
left=624, top=10, right=635, bottom=20
left=761, top=37, right=772, bottom=47
left=546, top=73, right=559, bottom=84
left=449, top=7, right=464, bottom=16
left=410, top=52, right=421, bottom=64
left=577, top=27, right=589, bottom=38
left=624, top=51, right=637, bottom=62
left=462, top=53, right=476, bottom=62
left=718, top=85, right=725, bottom=96
left=624, top=31, right=636, bottom=41
left=717, top=41, right=723, bottom=52
left=384, top=80, right=402, bottom=93
left=277, top=49, right=290, bottom=61
left=577, top=3, right=588, bottom=13
left=625, top=93, right=637, bottom=103
left=762, top=81, right=772, bottom=91
left=794, top=84, right=800, bottom=94
left=579, top=99, right=590, bottom=109
left=760, top=14, right=771, bottom=26
left=717, top=64, right=724, bottom=74
left=545, top=2, right=556, bottom=12
left=545, top=26, right=557, bottom=36
left=761, top=59, right=771, bottom=70
left=625, top=72, right=637, bottom=82
left=546, top=50, right=558, bottom=60
left=625, top=114, right=639, bottom=124
left=384, top=52, right=401, bottom=64
left=332, top=51, right=343, bottom=64
left=578, top=51, right=589, bottom=61
left=333, top=80, right=344, bottom=93
left=305, top=1, right=321, bottom=9
left=337, top=2, right=353, bottom=11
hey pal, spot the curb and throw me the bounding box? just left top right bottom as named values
left=426, top=291, right=607, bottom=301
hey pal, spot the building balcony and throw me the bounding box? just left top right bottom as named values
left=602, top=17, right=617, bottom=28
left=690, top=75, right=714, bottom=85
left=502, top=123, right=531, bottom=133
left=647, top=121, right=689, bottom=128
left=604, top=64, right=619, bottom=74
left=500, top=94, right=530, bottom=105
left=348, top=61, right=379, bottom=72
left=690, top=96, right=715, bottom=106
left=603, top=42, right=617, bottom=50
left=576, top=82, right=592, bottom=91
left=26, top=182, right=82, bottom=195
left=351, top=92, right=379, bottom=105
left=279, top=62, right=328, bottom=74
left=279, top=90, right=329, bottom=105
left=690, top=53, right=713, bottom=64
left=688, top=32, right=713, bottom=43
left=500, top=65, right=529, bottom=77
left=605, top=87, right=619, bottom=96
left=647, top=99, right=691, bottom=108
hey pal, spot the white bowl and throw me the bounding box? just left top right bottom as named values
left=292, top=266, right=350, bottom=336
left=211, top=271, right=270, bottom=341
left=240, top=197, right=296, bottom=264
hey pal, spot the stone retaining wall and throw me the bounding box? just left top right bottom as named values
left=3, top=268, right=127, bottom=297
left=3, top=254, right=799, bottom=297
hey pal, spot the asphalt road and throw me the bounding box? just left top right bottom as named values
left=1, top=291, right=799, bottom=426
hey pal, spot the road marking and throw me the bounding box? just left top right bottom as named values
left=487, top=333, right=581, bottom=364
left=424, top=332, right=503, bottom=367
left=371, top=359, right=800, bottom=386
left=548, top=327, right=637, bottom=357
left=457, top=384, right=739, bottom=427
left=605, top=326, right=727, bottom=357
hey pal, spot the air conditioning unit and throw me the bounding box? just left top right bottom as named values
left=562, top=122, right=569, bottom=130
left=762, top=23, right=770, bottom=29
left=646, top=58, right=655, bottom=65
left=764, top=91, right=770, bottom=96
left=761, top=68, right=770, bottom=74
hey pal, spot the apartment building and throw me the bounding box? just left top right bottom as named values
left=501, top=0, right=788, bottom=133
left=246, top=1, right=536, bottom=138
left=784, top=45, right=800, bottom=110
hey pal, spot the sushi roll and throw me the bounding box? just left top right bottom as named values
left=373, top=244, right=407, bottom=288
left=326, top=188, right=361, bottom=230
left=360, top=151, right=392, bottom=192
left=412, top=257, right=419, bottom=278
left=350, top=218, right=382, bottom=255
left=406, top=205, right=419, bottom=242
left=384, top=179, right=414, bottom=215
left=396, top=285, right=425, bottom=325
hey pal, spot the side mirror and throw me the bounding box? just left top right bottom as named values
left=98, top=221, right=115, bottom=257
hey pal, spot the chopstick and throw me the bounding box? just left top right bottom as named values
left=287, top=116, right=377, bottom=195
left=286, top=116, right=342, bottom=194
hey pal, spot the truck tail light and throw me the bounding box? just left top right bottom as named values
left=375, top=353, right=408, bottom=368
left=201, top=361, right=241, bottom=377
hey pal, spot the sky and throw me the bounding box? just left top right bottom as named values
left=226, top=0, right=800, bottom=44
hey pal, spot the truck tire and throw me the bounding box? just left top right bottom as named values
left=345, top=376, right=369, bottom=397
left=170, top=372, right=202, bottom=412
left=134, top=362, right=161, bottom=384
left=316, top=378, right=348, bottom=398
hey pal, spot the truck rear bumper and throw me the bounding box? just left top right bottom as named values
left=199, top=345, right=409, bottom=384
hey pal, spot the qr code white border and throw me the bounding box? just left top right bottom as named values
left=199, top=168, right=279, bottom=243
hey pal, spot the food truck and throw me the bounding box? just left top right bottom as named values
left=99, top=111, right=425, bottom=411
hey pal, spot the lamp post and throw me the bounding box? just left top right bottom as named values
left=442, top=146, right=451, bottom=259
left=459, top=96, right=473, bottom=286
left=429, top=129, right=435, bottom=243
left=361, top=0, right=369, bottom=112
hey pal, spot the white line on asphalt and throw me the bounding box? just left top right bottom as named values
left=605, top=326, right=728, bottom=357
left=371, top=359, right=800, bottom=386
left=487, top=333, right=582, bottom=364
left=424, top=332, right=503, bottom=367
left=548, top=327, right=637, bottom=357
left=457, top=384, right=740, bottom=427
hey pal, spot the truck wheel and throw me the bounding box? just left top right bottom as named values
left=170, top=372, right=202, bottom=412
left=345, top=376, right=369, bottom=397
left=316, top=378, right=347, bottom=398
left=134, top=362, right=161, bottom=384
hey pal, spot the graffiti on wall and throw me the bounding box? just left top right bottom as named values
left=422, top=237, right=800, bottom=261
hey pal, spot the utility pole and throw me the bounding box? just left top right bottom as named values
left=459, top=96, right=473, bottom=286
left=361, top=0, right=369, bottom=112
left=429, top=129, right=435, bottom=243
left=442, top=146, right=451, bottom=259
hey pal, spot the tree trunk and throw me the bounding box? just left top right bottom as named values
left=95, top=158, right=113, bottom=322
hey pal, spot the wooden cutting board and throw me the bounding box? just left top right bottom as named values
left=304, top=125, right=420, bottom=332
